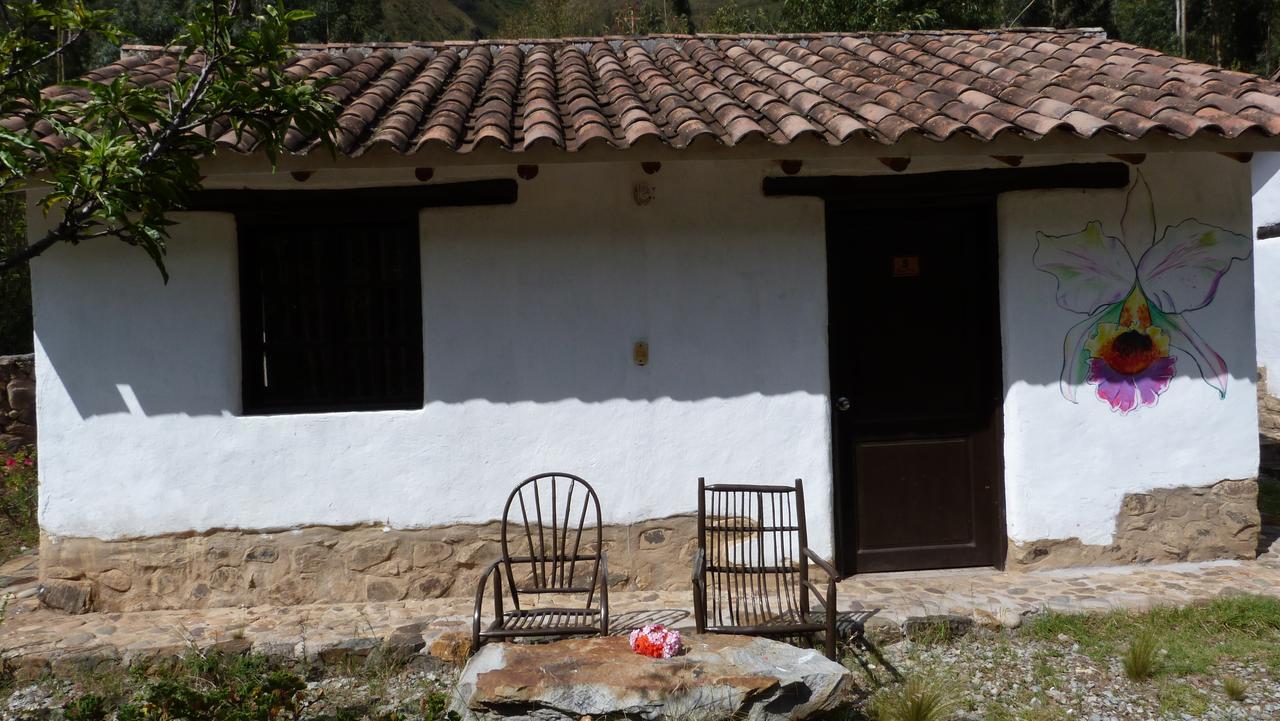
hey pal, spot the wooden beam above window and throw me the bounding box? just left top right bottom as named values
left=188, top=179, right=518, bottom=223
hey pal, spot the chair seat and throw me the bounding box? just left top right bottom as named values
left=704, top=609, right=829, bottom=636
left=482, top=607, right=603, bottom=639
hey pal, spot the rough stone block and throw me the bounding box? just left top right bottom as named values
left=426, top=631, right=472, bottom=666
left=4, top=422, right=34, bottom=443
left=412, top=541, right=452, bottom=567
left=347, top=541, right=396, bottom=571
left=95, top=569, right=131, bottom=592
left=317, top=637, right=379, bottom=666
left=244, top=545, right=279, bottom=563
left=453, top=635, right=849, bottom=721
left=6, top=379, right=34, bottom=412
left=365, top=577, right=407, bottom=602
left=383, top=623, right=428, bottom=661
left=38, top=580, right=95, bottom=614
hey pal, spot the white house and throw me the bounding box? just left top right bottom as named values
left=26, top=30, right=1275, bottom=612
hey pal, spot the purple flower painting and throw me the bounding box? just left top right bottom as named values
left=1033, top=174, right=1250, bottom=414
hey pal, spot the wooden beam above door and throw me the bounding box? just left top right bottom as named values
left=762, top=162, right=1130, bottom=199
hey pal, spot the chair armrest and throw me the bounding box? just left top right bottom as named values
left=801, top=548, right=839, bottom=614
left=802, top=547, right=839, bottom=579
left=801, top=548, right=839, bottom=659
left=691, top=547, right=706, bottom=585
left=691, top=547, right=706, bottom=633
left=472, top=559, right=503, bottom=651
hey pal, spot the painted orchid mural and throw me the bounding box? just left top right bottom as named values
left=1033, top=174, right=1251, bottom=414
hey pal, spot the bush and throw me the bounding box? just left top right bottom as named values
left=64, top=651, right=307, bottom=721
left=1122, top=633, right=1159, bottom=682
left=0, top=446, right=37, bottom=550
left=868, top=676, right=960, bottom=721
left=1223, top=675, right=1248, bottom=702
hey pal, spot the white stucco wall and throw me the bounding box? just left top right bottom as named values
left=1001, top=153, right=1258, bottom=544
left=30, top=152, right=1260, bottom=558
left=1251, top=152, right=1280, bottom=391
left=30, top=161, right=836, bottom=553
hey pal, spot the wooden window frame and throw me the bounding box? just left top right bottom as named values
left=238, top=217, right=425, bottom=415
left=201, top=180, right=519, bottom=416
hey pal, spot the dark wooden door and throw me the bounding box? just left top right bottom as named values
left=828, top=201, right=1003, bottom=574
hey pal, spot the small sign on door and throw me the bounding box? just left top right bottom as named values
left=892, top=255, right=920, bottom=277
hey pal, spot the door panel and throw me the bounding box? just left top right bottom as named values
left=828, top=202, right=1004, bottom=574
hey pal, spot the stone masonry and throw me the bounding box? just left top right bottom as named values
left=39, top=515, right=699, bottom=613
left=0, top=354, right=35, bottom=452
left=1259, top=367, right=1280, bottom=441
left=1007, top=479, right=1260, bottom=570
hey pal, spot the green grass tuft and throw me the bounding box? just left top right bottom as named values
left=868, top=676, right=960, bottom=721
left=1223, top=675, right=1248, bottom=702
left=1122, top=633, right=1158, bottom=681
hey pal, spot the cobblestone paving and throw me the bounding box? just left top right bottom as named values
left=2, top=536, right=1277, bottom=680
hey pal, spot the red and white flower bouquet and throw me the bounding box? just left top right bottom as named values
left=628, top=624, right=682, bottom=658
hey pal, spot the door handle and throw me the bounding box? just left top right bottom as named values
left=835, top=397, right=851, bottom=412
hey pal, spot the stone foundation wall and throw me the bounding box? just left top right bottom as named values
left=1008, top=479, right=1260, bottom=571
left=1259, top=368, right=1280, bottom=442
left=40, top=515, right=699, bottom=613
left=0, top=354, right=35, bottom=452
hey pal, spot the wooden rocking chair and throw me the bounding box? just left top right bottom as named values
left=472, top=473, right=609, bottom=651
left=692, top=478, right=843, bottom=659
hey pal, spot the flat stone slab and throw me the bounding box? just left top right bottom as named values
left=453, top=634, right=851, bottom=721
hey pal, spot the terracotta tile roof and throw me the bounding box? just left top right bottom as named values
left=30, top=29, right=1280, bottom=155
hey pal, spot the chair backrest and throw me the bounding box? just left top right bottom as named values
left=697, top=478, right=810, bottom=628
left=500, top=472, right=603, bottom=598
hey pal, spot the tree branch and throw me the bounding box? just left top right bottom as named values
left=0, top=199, right=98, bottom=273
left=0, top=30, right=84, bottom=85
left=0, top=46, right=226, bottom=272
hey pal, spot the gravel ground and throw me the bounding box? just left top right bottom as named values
left=854, top=628, right=1280, bottom=721
left=2, top=628, right=1277, bottom=720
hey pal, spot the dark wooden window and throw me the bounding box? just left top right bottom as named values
left=238, top=219, right=424, bottom=415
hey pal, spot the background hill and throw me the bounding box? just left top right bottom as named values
left=57, top=0, right=1279, bottom=78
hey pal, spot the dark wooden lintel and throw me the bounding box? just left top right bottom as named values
left=1259, top=222, right=1280, bottom=240
left=877, top=156, right=911, bottom=172
left=762, top=162, right=1130, bottom=198
left=188, top=179, right=518, bottom=223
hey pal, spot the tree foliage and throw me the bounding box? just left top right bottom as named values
left=0, top=0, right=339, bottom=282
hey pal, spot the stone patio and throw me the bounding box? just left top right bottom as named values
left=2, top=533, right=1278, bottom=681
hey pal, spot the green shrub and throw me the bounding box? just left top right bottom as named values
left=0, top=446, right=37, bottom=551
left=63, top=694, right=108, bottom=721
left=868, top=676, right=960, bottom=721
left=420, top=689, right=461, bottom=721
left=63, top=651, right=308, bottom=721
left=1223, top=675, right=1248, bottom=702
left=1122, top=633, right=1159, bottom=681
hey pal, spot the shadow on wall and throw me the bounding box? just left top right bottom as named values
left=33, top=214, right=243, bottom=419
